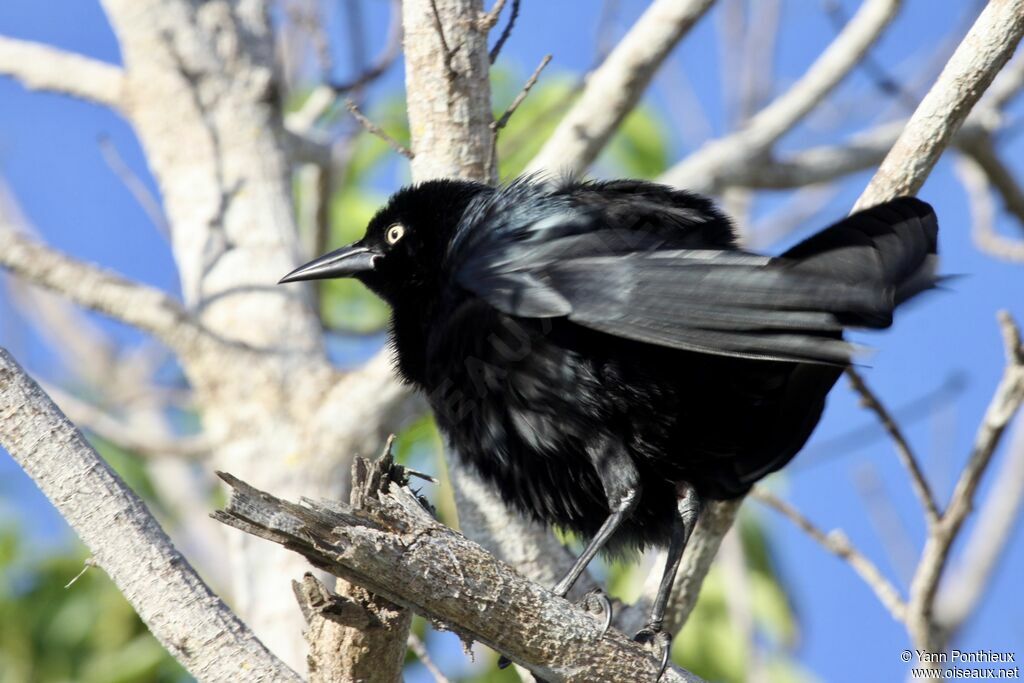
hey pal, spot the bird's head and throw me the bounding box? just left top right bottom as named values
left=279, top=179, right=489, bottom=306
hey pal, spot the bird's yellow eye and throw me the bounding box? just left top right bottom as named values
left=386, top=224, right=406, bottom=245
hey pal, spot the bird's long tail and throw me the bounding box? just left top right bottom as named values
left=779, top=196, right=940, bottom=330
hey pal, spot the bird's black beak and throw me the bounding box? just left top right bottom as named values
left=278, top=244, right=379, bottom=283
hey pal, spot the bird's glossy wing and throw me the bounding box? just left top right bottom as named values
left=542, top=252, right=867, bottom=363
left=453, top=188, right=937, bottom=365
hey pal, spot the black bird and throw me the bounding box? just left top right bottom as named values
left=281, top=177, right=939, bottom=673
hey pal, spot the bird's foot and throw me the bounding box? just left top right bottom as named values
left=577, top=588, right=613, bottom=636
left=633, top=624, right=672, bottom=682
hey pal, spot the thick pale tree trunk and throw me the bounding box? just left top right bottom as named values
left=99, top=0, right=341, bottom=668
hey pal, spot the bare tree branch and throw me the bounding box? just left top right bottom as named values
left=846, top=368, right=941, bottom=525
left=716, top=120, right=905, bottom=190
left=0, top=349, right=300, bottom=682
left=214, top=454, right=706, bottom=683
left=956, top=149, right=1024, bottom=262
left=752, top=488, right=907, bottom=621
left=907, top=312, right=1024, bottom=651
left=0, top=225, right=203, bottom=357
left=714, top=44, right=1024, bottom=195
left=854, top=0, right=1024, bottom=209
left=526, top=0, right=716, bottom=176
left=41, top=382, right=210, bottom=460
left=97, top=134, right=171, bottom=239
left=662, top=0, right=902, bottom=192
left=958, top=130, right=1024, bottom=233
left=935, top=419, right=1024, bottom=635
left=0, top=35, right=125, bottom=110
left=92, top=2, right=341, bottom=664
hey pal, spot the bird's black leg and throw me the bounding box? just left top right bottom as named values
left=634, top=481, right=703, bottom=681
left=498, top=441, right=638, bottom=672
left=551, top=486, right=639, bottom=597
left=553, top=439, right=641, bottom=599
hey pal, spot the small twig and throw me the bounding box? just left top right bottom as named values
left=945, top=312, right=1024, bottom=525
left=959, top=131, right=1024, bottom=237
left=98, top=134, right=171, bottom=240
left=429, top=0, right=460, bottom=79
left=852, top=464, right=919, bottom=584
left=408, top=632, right=452, bottom=683
left=822, top=0, right=918, bottom=110
left=64, top=557, right=98, bottom=589
left=488, top=0, right=521, bottom=64
left=344, top=99, right=414, bottom=159
left=845, top=367, right=941, bottom=526
left=752, top=487, right=907, bottom=621
left=284, top=0, right=334, bottom=78
left=491, top=54, right=552, bottom=133
left=478, top=0, right=509, bottom=31
left=330, top=0, right=403, bottom=93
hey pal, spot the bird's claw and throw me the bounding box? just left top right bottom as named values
left=577, top=588, right=613, bottom=636
left=633, top=625, right=672, bottom=682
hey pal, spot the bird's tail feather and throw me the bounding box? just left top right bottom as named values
left=779, top=197, right=939, bottom=329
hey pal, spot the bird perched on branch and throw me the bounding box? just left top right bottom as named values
left=281, top=177, right=939, bottom=677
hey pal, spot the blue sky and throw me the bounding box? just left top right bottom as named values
left=1, top=1, right=1023, bottom=681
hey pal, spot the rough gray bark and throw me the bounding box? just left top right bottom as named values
left=0, top=349, right=299, bottom=683
left=293, top=573, right=411, bottom=683
left=215, top=453, right=706, bottom=683
left=403, top=0, right=497, bottom=183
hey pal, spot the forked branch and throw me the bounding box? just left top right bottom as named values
left=215, top=451, right=706, bottom=683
